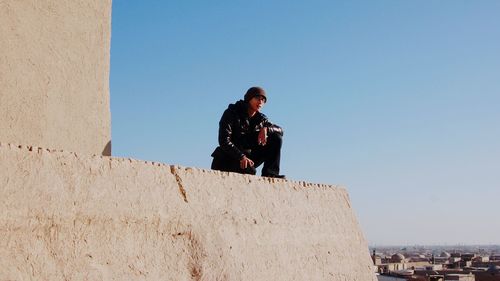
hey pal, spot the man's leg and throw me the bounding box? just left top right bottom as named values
left=211, top=149, right=256, bottom=175
left=252, top=131, right=283, bottom=177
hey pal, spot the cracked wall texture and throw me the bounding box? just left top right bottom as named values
left=0, top=143, right=376, bottom=281
left=0, top=0, right=112, bottom=156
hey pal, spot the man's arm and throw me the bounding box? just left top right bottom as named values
left=218, top=110, right=245, bottom=160
left=261, top=114, right=284, bottom=136
left=266, top=123, right=283, bottom=136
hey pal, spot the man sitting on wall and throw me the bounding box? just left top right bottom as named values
left=211, top=86, right=285, bottom=178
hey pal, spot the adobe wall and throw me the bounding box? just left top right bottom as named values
left=0, top=0, right=112, bottom=156
left=0, top=143, right=376, bottom=281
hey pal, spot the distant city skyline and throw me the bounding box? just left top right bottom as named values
left=370, top=244, right=500, bottom=280
left=371, top=245, right=500, bottom=252
left=110, top=1, right=500, bottom=245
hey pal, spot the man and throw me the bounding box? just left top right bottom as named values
left=211, top=86, right=285, bottom=178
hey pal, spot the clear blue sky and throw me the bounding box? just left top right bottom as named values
left=110, top=1, right=500, bottom=246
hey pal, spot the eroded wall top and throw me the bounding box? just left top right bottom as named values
left=0, top=0, right=112, bottom=155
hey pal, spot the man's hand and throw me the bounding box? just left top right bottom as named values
left=258, top=127, right=268, bottom=146
left=240, top=155, right=254, bottom=169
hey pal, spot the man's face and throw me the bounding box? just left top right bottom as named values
left=249, top=95, right=266, bottom=112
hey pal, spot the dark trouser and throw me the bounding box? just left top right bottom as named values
left=211, top=132, right=282, bottom=177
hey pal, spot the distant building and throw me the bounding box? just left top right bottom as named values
left=472, top=256, right=490, bottom=263
left=462, top=254, right=478, bottom=262
left=376, top=275, right=407, bottom=281
left=490, top=255, right=500, bottom=262
left=441, top=252, right=452, bottom=258
left=373, top=252, right=431, bottom=275
left=409, top=254, right=429, bottom=263
left=473, top=265, right=500, bottom=281
left=434, top=257, right=450, bottom=264
left=445, top=273, right=475, bottom=281
left=391, top=254, right=407, bottom=263
left=373, top=250, right=383, bottom=265
left=424, top=265, right=444, bottom=271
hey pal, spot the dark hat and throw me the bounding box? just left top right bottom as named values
left=244, top=87, right=267, bottom=102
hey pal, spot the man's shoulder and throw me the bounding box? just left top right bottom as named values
left=223, top=104, right=237, bottom=116
left=221, top=103, right=241, bottom=122
left=225, top=100, right=246, bottom=115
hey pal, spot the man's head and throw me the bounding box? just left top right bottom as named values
left=244, top=87, right=267, bottom=103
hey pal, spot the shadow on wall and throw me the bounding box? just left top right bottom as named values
left=102, top=141, right=111, bottom=156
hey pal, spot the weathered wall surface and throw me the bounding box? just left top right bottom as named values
left=0, top=0, right=112, bottom=156
left=0, top=143, right=376, bottom=281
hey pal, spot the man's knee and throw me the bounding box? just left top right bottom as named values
left=267, top=130, right=283, bottom=146
left=211, top=156, right=226, bottom=171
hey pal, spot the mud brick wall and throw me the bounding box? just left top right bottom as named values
left=0, top=143, right=376, bottom=281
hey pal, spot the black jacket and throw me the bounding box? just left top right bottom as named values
left=212, top=100, right=283, bottom=160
